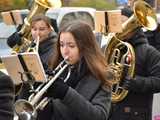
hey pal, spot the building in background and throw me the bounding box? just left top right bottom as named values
left=155, top=0, right=160, bottom=12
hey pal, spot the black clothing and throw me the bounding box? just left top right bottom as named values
left=0, top=71, right=14, bottom=120
left=121, top=7, right=133, bottom=17
left=37, top=59, right=111, bottom=120
left=38, top=32, right=57, bottom=65
left=145, top=24, right=160, bottom=51
left=50, top=18, right=58, bottom=33
left=7, top=32, right=57, bottom=100
left=46, top=58, right=89, bottom=100
left=109, top=29, right=160, bottom=120
left=7, top=32, right=57, bottom=66
left=7, top=32, right=22, bottom=47
left=46, top=78, right=69, bottom=99
left=121, top=76, right=136, bottom=91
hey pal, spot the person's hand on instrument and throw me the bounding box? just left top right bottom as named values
left=46, top=77, right=69, bottom=100
left=7, top=32, right=22, bottom=48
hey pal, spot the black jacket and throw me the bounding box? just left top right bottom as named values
left=8, top=32, right=57, bottom=100
left=7, top=31, right=57, bottom=67
left=109, top=29, right=160, bottom=120
left=0, top=71, right=14, bottom=120
left=38, top=32, right=57, bottom=67
left=37, top=59, right=111, bottom=120
left=145, top=24, right=160, bottom=51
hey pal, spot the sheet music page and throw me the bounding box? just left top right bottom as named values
left=1, top=52, right=47, bottom=85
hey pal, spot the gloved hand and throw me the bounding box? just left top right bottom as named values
left=121, top=76, right=136, bottom=90
left=46, top=78, right=69, bottom=100
left=7, top=32, right=22, bottom=48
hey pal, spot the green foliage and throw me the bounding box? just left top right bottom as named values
left=12, top=0, right=28, bottom=9
left=0, top=0, right=29, bottom=12
left=69, top=0, right=117, bottom=10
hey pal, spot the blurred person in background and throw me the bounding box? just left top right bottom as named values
left=108, top=7, right=160, bottom=120
left=7, top=14, right=57, bottom=99
left=7, top=14, right=57, bottom=67
left=127, top=0, right=160, bottom=52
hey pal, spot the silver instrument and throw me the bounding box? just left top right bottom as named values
left=14, top=58, right=71, bottom=120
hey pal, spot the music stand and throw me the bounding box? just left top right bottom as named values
left=1, top=52, right=47, bottom=85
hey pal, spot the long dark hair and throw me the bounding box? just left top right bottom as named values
left=49, top=20, right=112, bottom=87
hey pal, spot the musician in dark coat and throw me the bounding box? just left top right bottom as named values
left=0, top=71, right=14, bottom=120
left=7, top=14, right=57, bottom=67
left=36, top=20, right=112, bottom=120
left=108, top=8, right=160, bottom=120
left=7, top=14, right=57, bottom=99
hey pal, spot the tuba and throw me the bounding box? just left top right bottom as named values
left=13, top=0, right=62, bottom=53
left=104, top=0, right=157, bottom=103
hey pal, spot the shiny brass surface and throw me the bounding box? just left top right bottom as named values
left=13, top=0, right=62, bottom=52
left=104, top=0, right=157, bottom=103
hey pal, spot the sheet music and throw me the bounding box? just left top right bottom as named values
left=1, top=52, right=47, bottom=85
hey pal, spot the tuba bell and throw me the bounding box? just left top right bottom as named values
left=12, top=0, right=62, bottom=53
left=104, top=0, right=157, bottom=103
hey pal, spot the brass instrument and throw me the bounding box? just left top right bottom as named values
left=13, top=0, right=62, bottom=52
left=14, top=58, right=71, bottom=120
left=104, top=0, right=157, bottom=103
left=11, top=0, right=61, bottom=95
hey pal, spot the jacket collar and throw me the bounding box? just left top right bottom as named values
left=127, top=28, right=148, bottom=47
left=38, top=32, right=57, bottom=54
